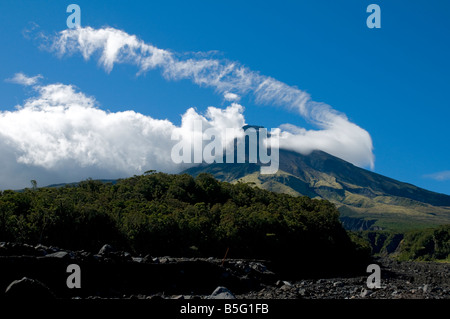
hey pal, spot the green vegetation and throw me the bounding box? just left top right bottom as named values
left=356, top=225, right=450, bottom=262
left=0, top=172, right=370, bottom=275
left=357, top=231, right=404, bottom=256
left=396, top=225, right=450, bottom=261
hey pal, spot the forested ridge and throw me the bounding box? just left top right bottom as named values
left=0, top=172, right=371, bottom=275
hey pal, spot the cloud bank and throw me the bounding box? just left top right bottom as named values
left=0, top=77, right=247, bottom=189
left=48, top=26, right=374, bottom=169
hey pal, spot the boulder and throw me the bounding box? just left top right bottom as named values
left=142, top=254, right=153, bottom=263
left=43, top=251, right=70, bottom=259
left=276, top=280, right=292, bottom=287
left=249, top=262, right=267, bottom=273
left=360, top=288, right=372, bottom=298
left=4, top=277, right=55, bottom=299
left=98, top=244, right=115, bottom=255
left=422, top=284, right=429, bottom=293
left=34, top=244, right=48, bottom=256
left=209, top=286, right=236, bottom=299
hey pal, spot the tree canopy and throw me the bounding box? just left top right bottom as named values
left=0, top=172, right=370, bottom=275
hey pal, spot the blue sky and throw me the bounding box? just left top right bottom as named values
left=0, top=0, right=449, bottom=195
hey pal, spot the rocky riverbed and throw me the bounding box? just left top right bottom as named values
left=235, top=257, right=450, bottom=299
left=1, top=242, right=449, bottom=300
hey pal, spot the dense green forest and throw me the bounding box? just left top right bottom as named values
left=0, top=172, right=371, bottom=275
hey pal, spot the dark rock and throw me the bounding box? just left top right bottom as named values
left=106, top=251, right=133, bottom=263
left=121, top=251, right=133, bottom=262
left=42, top=251, right=70, bottom=259
left=119, top=251, right=131, bottom=259
left=250, top=262, right=267, bottom=273
left=79, top=251, right=92, bottom=260
left=48, top=246, right=61, bottom=253
left=98, top=244, right=115, bottom=255
left=34, top=244, right=48, bottom=256
left=0, top=242, right=7, bottom=255
left=4, top=277, right=55, bottom=299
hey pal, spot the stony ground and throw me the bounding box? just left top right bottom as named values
left=235, top=257, right=450, bottom=299
left=1, top=242, right=449, bottom=300
left=111, top=257, right=450, bottom=300
left=142, top=258, right=450, bottom=299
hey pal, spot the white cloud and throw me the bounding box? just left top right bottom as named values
left=6, top=73, right=43, bottom=86
left=224, top=92, right=240, bottom=102
left=0, top=81, right=246, bottom=189
left=424, top=171, right=450, bottom=181
left=46, top=26, right=375, bottom=169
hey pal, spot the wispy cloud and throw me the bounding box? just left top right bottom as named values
left=46, top=26, right=375, bottom=169
left=424, top=171, right=450, bottom=181
left=224, top=92, right=240, bottom=102
left=6, top=72, right=43, bottom=86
